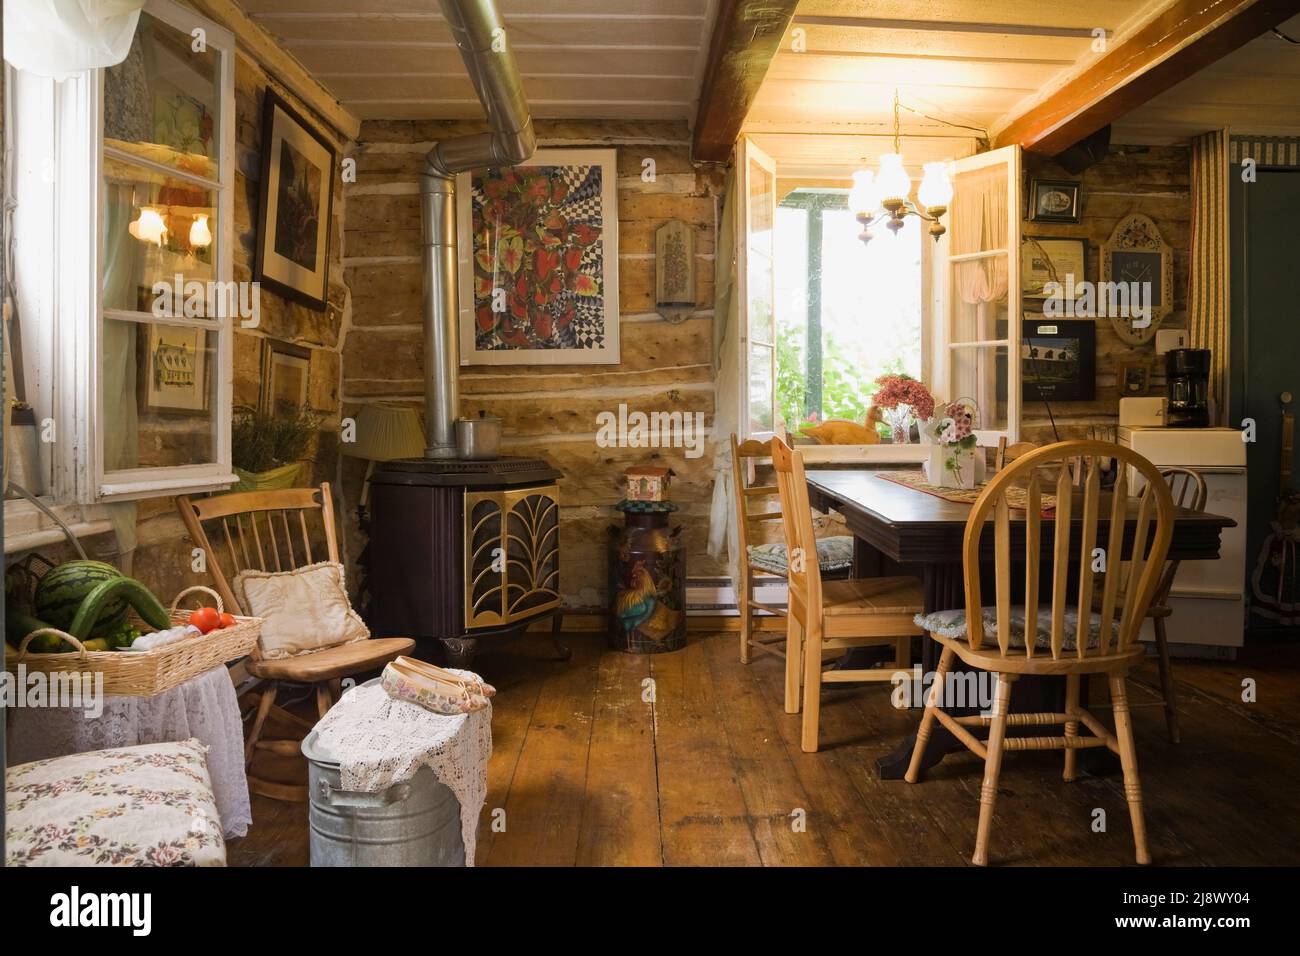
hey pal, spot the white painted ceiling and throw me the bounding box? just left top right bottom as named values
left=239, top=0, right=719, bottom=121
left=1112, top=14, right=1300, bottom=144
left=745, top=0, right=1168, bottom=176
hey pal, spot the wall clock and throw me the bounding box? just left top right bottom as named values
left=1100, top=213, right=1173, bottom=345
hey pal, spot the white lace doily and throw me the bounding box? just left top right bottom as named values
left=5, top=664, right=251, bottom=839
left=312, top=675, right=492, bottom=865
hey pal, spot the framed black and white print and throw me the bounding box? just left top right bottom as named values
left=456, top=148, right=620, bottom=365
left=254, top=89, right=336, bottom=311
left=1028, top=179, right=1081, bottom=223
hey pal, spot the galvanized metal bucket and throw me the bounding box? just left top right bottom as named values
left=301, top=728, right=465, bottom=867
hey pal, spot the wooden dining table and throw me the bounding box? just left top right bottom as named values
left=805, top=467, right=1236, bottom=779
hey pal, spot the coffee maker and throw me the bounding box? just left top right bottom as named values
left=1165, top=348, right=1211, bottom=427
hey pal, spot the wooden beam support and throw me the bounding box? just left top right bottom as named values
left=993, top=0, right=1300, bottom=155
left=692, top=0, right=799, bottom=163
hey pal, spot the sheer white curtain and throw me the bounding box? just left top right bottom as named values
left=3, top=0, right=145, bottom=77
left=951, top=164, right=1008, bottom=308
left=709, top=167, right=741, bottom=590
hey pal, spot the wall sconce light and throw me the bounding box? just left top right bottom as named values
left=128, top=207, right=168, bottom=246
left=189, top=214, right=212, bottom=248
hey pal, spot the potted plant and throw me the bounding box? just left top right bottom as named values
left=871, top=374, right=935, bottom=443
left=230, top=404, right=320, bottom=492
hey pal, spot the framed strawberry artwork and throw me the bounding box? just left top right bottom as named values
left=456, top=148, right=620, bottom=364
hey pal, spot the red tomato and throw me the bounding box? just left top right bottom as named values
left=218, top=612, right=236, bottom=629
left=189, top=607, right=221, bottom=634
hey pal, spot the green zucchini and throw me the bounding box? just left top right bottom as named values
left=67, top=577, right=170, bottom=640
left=5, top=608, right=64, bottom=653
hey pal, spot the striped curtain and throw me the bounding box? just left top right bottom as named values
left=1188, top=130, right=1230, bottom=424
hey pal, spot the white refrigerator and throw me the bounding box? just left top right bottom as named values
left=1118, top=420, right=1247, bottom=658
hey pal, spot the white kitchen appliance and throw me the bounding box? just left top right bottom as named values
left=1118, top=401, right=1247, bottom=658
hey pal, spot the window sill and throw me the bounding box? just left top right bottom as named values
left=795, top=444, right=931, bottom=465
left=3, top=499, right=114, bottom=555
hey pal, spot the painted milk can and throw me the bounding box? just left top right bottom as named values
left=609, top=499, right=686, bottom=654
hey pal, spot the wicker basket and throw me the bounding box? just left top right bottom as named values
left=5, top=586, right=262, bottom=697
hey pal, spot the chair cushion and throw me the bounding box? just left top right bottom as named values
left=747, top=536, right=854, bottom=575
left=5, top=739, right=226, bottom=867
left=914, top=607, right=1118, bottom=652
left=234, top=560, right=368, bottom=660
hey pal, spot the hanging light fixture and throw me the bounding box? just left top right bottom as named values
left=850, top=90, right=953, bottom=245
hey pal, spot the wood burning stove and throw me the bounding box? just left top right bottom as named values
left=367, top=457, right=563, bottom=666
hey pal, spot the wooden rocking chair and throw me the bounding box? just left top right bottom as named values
left=177, top=483, right=415, bottom=802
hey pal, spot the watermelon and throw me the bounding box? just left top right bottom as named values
left=34, top=560, right=128, bottom=637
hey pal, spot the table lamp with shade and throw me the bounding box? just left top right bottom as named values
left=341, top=403, right=426, bottom=508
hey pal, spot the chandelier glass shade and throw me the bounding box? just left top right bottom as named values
left=850, top=91, right=954, bottom=245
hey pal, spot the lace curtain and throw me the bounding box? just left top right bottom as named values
left=3, top=0, right=146, bottom=77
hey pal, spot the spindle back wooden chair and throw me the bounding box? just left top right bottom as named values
left=731, top=435, right=792, bottom=663
left=1120, top=466, right=1207, bottom=744
left=176, top=482, right=414, bottom=802
left=770, top=437, right=922, bottom=752
left=905, top=440, right=1175, bottom=865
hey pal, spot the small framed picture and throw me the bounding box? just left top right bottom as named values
left=1021, top=236, right=1087, bottom=298
left=142, top=324, right=208, bottom=414
left=1119, top=361, right=1150, bottom=397
left=260, top=339, right=311, bottom=416
left=1028, top=179, right=1081, bottom=223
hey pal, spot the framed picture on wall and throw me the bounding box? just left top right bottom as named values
left=255, top=89, right=336, bottom=311
left=142, top=324, right=208, bottom=414
left=456, top=148, right=620, bottom=365
left=1021, top=317, right=1096, bottom=402
left=260, top=339, right=311, bottom=416
left=1028, top=179, right=1081, bottom=223
left=1021, top=236, right=1087, bottom=298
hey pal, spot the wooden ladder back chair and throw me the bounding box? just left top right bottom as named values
left=731, top=435, right=792, bottom=664
left=905, top=440, right=1175, bottom=865
left=771, top=436, right=923, bottom=752
left=176, top=482, right=415, bottom=803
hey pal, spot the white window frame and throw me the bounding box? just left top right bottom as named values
left=7, top=0, right=236, bottom=525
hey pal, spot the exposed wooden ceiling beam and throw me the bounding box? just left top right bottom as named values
left=792, top=16, right=1106, bottom=39
left=993, top=0, right=1300, bottom=155
left=692, top=0, right=800, bottom=162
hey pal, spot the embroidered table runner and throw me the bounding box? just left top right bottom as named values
left=877, top=470, right=1057, bottom=513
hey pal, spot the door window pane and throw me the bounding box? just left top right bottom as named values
left=749, top=344, right=774, bottom=435
left=747, top=157, right=775, bottom=344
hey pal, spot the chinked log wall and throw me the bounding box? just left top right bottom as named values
left=341, top=120, right=727, bottom=609
left=1020, top=144, right=1191, bottom=443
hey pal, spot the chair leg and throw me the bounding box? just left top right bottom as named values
left=1063, top=673, right=1081, bottom=782
left=894, top=635, right=910, bottom=671
left=800, top=622, right=824, bottom=753
left=739, top=571, right=754, bottom=664
left=245, top=682, right=277, bottom=766
left=316, top=681, right=335, bottom=721
left=1153, top=616, right=1181, bottom=744
left=1109, top=673, right=1151, bottom=865
left=784, top=615, right=803, bottom=715
left=973, top=672, right=1014, bottom=866
left=906, top=643, right=953, bottom=783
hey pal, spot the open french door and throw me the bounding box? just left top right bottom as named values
left=737, top=137, right=777, bottom=441
left=930, top=145, right=1022, bottom=445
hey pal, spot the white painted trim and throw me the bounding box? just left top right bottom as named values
left=737, top=137, right=777, bottom=441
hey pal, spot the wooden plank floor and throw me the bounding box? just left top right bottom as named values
left=228, top=630, right=1300, bottom=867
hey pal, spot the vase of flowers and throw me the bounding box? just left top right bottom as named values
left=871, top=374, right=935, bottom=444
left=922, top=399, right=985, bottom=489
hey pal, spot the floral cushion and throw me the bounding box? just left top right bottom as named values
left=747, top=536, right=854, bottom=575
left=5, top=739, right=227, bottom=867
left=914, top=607, right=1121, bottom=652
